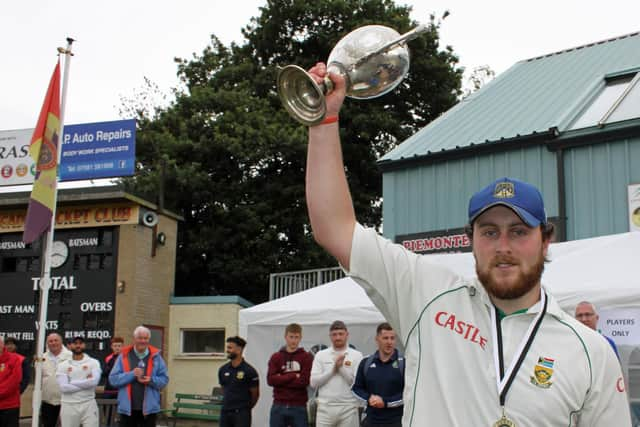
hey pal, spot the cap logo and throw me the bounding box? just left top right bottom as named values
left=493, top=182, right=515, bottom=199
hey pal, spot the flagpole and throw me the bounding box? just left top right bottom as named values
left=31, top=38, right=74, bottom=427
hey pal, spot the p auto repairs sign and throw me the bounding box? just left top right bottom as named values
left=0, top=119, right=135, bottom=185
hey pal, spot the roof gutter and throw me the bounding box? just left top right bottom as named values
left=377, top=129, right=557, bottom=172
left=546, top=119, right=640, bottom=151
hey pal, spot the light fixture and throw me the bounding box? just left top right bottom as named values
left=157, top=232, right=167, bottom=246
left=117, top=280, right=126, bottom=293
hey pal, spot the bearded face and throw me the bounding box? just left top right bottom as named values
left=475, top=246, right=545, bottom=300
left=471, top=206, right=549, bottom=302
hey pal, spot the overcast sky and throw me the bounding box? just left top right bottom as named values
left=1, top=0, right=639, bottom=131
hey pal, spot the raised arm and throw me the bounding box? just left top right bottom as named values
left=306, top=62, right=356, bottom=269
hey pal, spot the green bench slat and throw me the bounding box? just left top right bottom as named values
left=169, top=393, right=224, bottom=425
left=171, top=413, right=220, bottom=421
left=173, top=402, right=222, bottom=411
left=174, top=393, right=223, bottom=400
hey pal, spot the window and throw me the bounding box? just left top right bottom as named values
left=82, top=312, right=110, bottom=329
left=100, top=254, right=113, bottom=269
left=58, top=312, right=73, bottom=329
left=100, top=230, right=113, bottom=247
left=1, top=257, right=17, bottom=272
left=570, top=72, right=640, bottom=130
left=73, top=253, right=113, bottom=270
left=74, top=254, right=88, bottom=270
left=181, top=329, right=225, bottom=355
left=88, top=254, right=101, bottom=270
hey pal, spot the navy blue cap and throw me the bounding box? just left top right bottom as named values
left=468, top=177, right=547, bottom=227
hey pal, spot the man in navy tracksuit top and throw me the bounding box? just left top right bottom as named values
left=267, top=323, right=313, bottom=427
left=352, top=323, right=404, bottom=427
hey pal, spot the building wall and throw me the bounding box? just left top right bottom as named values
left=0, top=203, right=179, bottom=417
left=114, top=214, right=177, bottom=349
left=564, top=136, right=640, bottom=239
left=382, top=145, right=559, bottom=240
left=166, top=303, right=243, bottom=404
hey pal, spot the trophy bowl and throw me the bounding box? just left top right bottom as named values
left=277, top=24, right=426, bottom=126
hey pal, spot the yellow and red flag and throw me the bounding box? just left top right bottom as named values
left=23, top=60, right=61, bottom=244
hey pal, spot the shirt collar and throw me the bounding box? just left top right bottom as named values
left=134, top=347, right=149, bottom=359
left=373, top=348, right=398, bottom=363
left=472, top=280, right=561, bottom=317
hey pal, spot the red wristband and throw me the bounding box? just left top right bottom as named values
left=320, top=115, right=338, bottom=125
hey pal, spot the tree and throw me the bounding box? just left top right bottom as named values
left=121, top=0, right=462, bottom=303
left=462, top=65, right=495, bottom=98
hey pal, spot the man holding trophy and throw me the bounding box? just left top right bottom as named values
left=290, top=24, right=631, bottom=427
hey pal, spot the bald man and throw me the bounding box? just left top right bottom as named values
left=575, top=301, right=619, bottom=359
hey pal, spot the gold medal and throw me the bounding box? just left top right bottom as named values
left=490, top=290, right=547, bottom=427
left=493, top=414, right=516, bottom=427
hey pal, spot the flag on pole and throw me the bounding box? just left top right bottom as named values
left=23, top=60, right=61, bottom=244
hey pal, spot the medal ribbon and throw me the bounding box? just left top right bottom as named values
left=490, top=288, right=548, bottom=406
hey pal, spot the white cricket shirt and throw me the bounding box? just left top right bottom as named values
left=346, top=223, right=631, bottom=427
left=56, top=353, right=101, bottom=404
left=311, top=346, right=363, bottom=406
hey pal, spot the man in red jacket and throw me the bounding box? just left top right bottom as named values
left=0, top=336, right=22, bottom=427
left=267, top=323, right=313, bottom=427
left=4, top=338, right=29, bottom=395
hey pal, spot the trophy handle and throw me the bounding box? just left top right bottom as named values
left=323, top=75, right=334, bottom=94
left=277, top=65, right=327, bottom=126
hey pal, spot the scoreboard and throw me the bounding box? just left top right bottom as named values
left=0, top=227, right=118, bottom=362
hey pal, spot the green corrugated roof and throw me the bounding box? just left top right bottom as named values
left=381, top=31, right=640, bottom=163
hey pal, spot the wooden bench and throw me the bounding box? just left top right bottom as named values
left=169, top=393, right=223, bottom=427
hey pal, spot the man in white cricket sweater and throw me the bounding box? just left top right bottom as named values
left=310, top=321, right=363, bottom=427
left=56, top=336, right=101, bottom=427
left=41, top=333, right=72, bottom=427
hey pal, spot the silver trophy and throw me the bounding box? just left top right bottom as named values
left=277, top=24, right=427, bottom=126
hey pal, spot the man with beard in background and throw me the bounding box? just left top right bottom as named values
left=303, top=62, right=631, bottom=426
left=310, top=321, right=362, bottom=427
left=56, top=336, right=101, bottom=427
left=218, top=336, right=259, bottom=427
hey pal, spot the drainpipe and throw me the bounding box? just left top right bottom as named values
left=555, top=146, right=567, bottom=242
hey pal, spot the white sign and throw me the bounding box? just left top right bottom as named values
left=630, top=183, right=640, bottom=232
left=0, top=128, right=33, bottom=185
left=599, top=308, right=640, bottom=346
left=0, top=119, right=135, bottom=186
